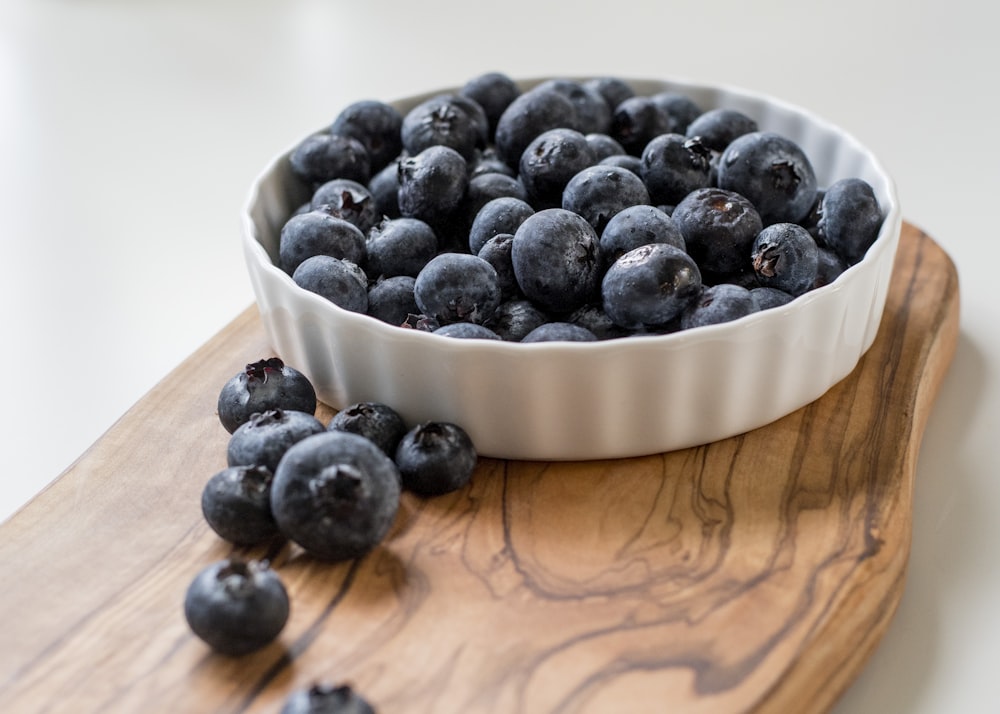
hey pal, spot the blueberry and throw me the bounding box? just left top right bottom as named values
left=457, top=172, right=528, bottom=238
left=279, top=211, right=366, bottom=275
left=433, top=322, right=503, bottom=340
left=494, top=84, right=579, bottom=168
left=561, top=165, right=651, bottom=233
left=476, top=233, right=519, bottom=300
left=311, top=179, right=381, bottom=235
left=610, top=96, right=671, bottom=156
left=639, top=134, right=713, bottom=206
left=671, top=187, right=763, bottom=275
left=292, top=255, right=369, bottom=313
left=364, top=217, right=437, bottom=280
left=366, top=275, right=419, bottom=326
left=534, top=78, right=611, bottom=135
left=511, top=207, right=603, bottom=313
left=751, top=222, right=820, bottom=296
left=813, top=245, right=848, bottom=288
left=395, top=422, right=477, bottom=496
left=519, top=128, right=596, bottom=208
left=400, top=94, right=482, bottom=161
left=468, top=146, right=517, bottom=179
left=649, top=91, right=703, bottom=134
left=227, top=408, right=326, bottom=473
left=717, top=131, right=818, bottom=225
left=685, top=108, right=758, bottom=152
left=414, top=252, right=502, bottom=325
left=483, top=298, right=550, bottom=341
left=289, top=133, right=371, bottom=189
left=816, top=177, right=883, bottom=264
left=750, top=286, right=795, bottom=310
left=599, top=204, right=685, bottom=268
left=461, top=71, right=521, bottom=136
left=217, top=357, right=317, bottom=434
left=679, top=283, right=758, bottom=329
left=601, top=243, right=703, bottom=329
left=281, top=683, right=376, bottom=714
left=270, top=431, right=401, bottom=562
left=582, top=77, right=635, bottom=113
left=328, top=401, right=407, bottom=458
left=367, top=159, right=402, bottom=219
left=567, top=303, right=631, bottom=340
left=597, top=153, right=643, bottom=175
left=183, top=559, right=289, bottom=656
left=468, top=196, right=535, bottom=254
left=200, top=465, right=278, bottom=546
left=400, top=313, right=441, bottom=332
left=330, top=100, right=404, bottom=172
left=397, top=145, right=469, bottom=225
left=521, top=322, right=598, bottom=342
left=584, top=133, right=627, bottom=161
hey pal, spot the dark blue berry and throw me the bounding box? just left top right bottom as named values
left=511, top=207, right=603, bottom=313
left=561, top=165, right=651, bottom=233
left=534, top=78, right=611, bottom=135
left=567, top=303, right=631, bottom=340
left=816, top=177, right=883, bottom=264
left=281, top=683, right=376, bottom=714
left=271, top=431, right=401, bottom=562
left=519, top=128, right=596, bottom=208
left=395, top=422, right=477, bottom=496
left=601, top=243, right=702, bottom=329
left=292, top=255, right=369, bottom=313
left=401, top=95, right=482, bottom=161
left=650, top=91, right=703, bottom=134
left=521, top=322, right=598, bottom=342
left=685, top=108, right=758, bottom=152
left=433, top=322, right=502, bottom=340
left=483, top=298, right=550, bottom=341
left=330, top=100, right=404, bottom=172
left=751, top=222, right=820, bottom=296
left=289, top=133, right=371, bottom=189
left=397, top=145, right=469, bottom=225
left=584, top=133, right=627, bottom=161
left=813, top=245, right=848, bottom=288
left=183, top=559, right=289, bottom=656
left=751, top=286, right=795, bottom=310
left=671, top=187, right=763, bottom=275
left=457, top=172, right=528, bottom=237
left=200, top=465, right=278, bottom=546
left=598, top=153, right=643, bottom=175
left=461, top=72, right=521, bottom=136
left=365, top=217, right=437, bottom=280
left=680, top=283, right=758, bottom=329
left=366, top=275, right=418, bottom=326
left=217, top=358, right=317, bottom=434
left=717, top=131, right=818, bottom=225
left=279, top=211, right=366, bottom=275
left=476, top=233, right=519, bottom=300
left=494, top=85, right=578, bottom=168
left=367, top=159, right=402, bottom=219
left=583, top=77, right=635, bottom=113
left=468, top=196, right=535, bottom=254
left=328, top=401, right=407, bottom=458
left=599, top=204, right=685, bottom=268
left=311, top=179, right=381, bottom=235
left=639, top=134, right=713, bottom=206
left=610, top=96, right=671, bottom=156
left=414, top=252, right=501, bottom=325
left=227, top=408, right=326, bottom=473
left=468, top=146, right=517, bottom=179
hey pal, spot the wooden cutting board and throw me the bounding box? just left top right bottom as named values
left=0, top=223, right=958, bottom=714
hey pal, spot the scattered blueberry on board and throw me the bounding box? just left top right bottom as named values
left=276, top=72, right=884, bottom=340
left=281, top=683, right=377, bottom=714
left=217, top=357, right=317, bottom=434
left=183, top=558, right=290, bottom=656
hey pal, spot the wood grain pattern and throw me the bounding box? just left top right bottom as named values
left=0, top=223, right=958, bottom=714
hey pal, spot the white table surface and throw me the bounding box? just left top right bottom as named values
left=2, top=1, right=998, bottom=711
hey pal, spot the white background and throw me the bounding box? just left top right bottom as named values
left=2, top=1, right=998, bottom=711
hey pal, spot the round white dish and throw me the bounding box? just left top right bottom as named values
left=242, top=77, right=902, bottom=461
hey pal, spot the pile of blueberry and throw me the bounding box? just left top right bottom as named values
left=183, top=357, right=476, bottom=711
left=277, top=73, right=884, bottom=340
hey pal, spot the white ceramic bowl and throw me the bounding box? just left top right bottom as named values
left=242, top=77, right=901, bottom=461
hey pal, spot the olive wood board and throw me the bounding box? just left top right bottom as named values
left=0, top=223, right=959, bottom=714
